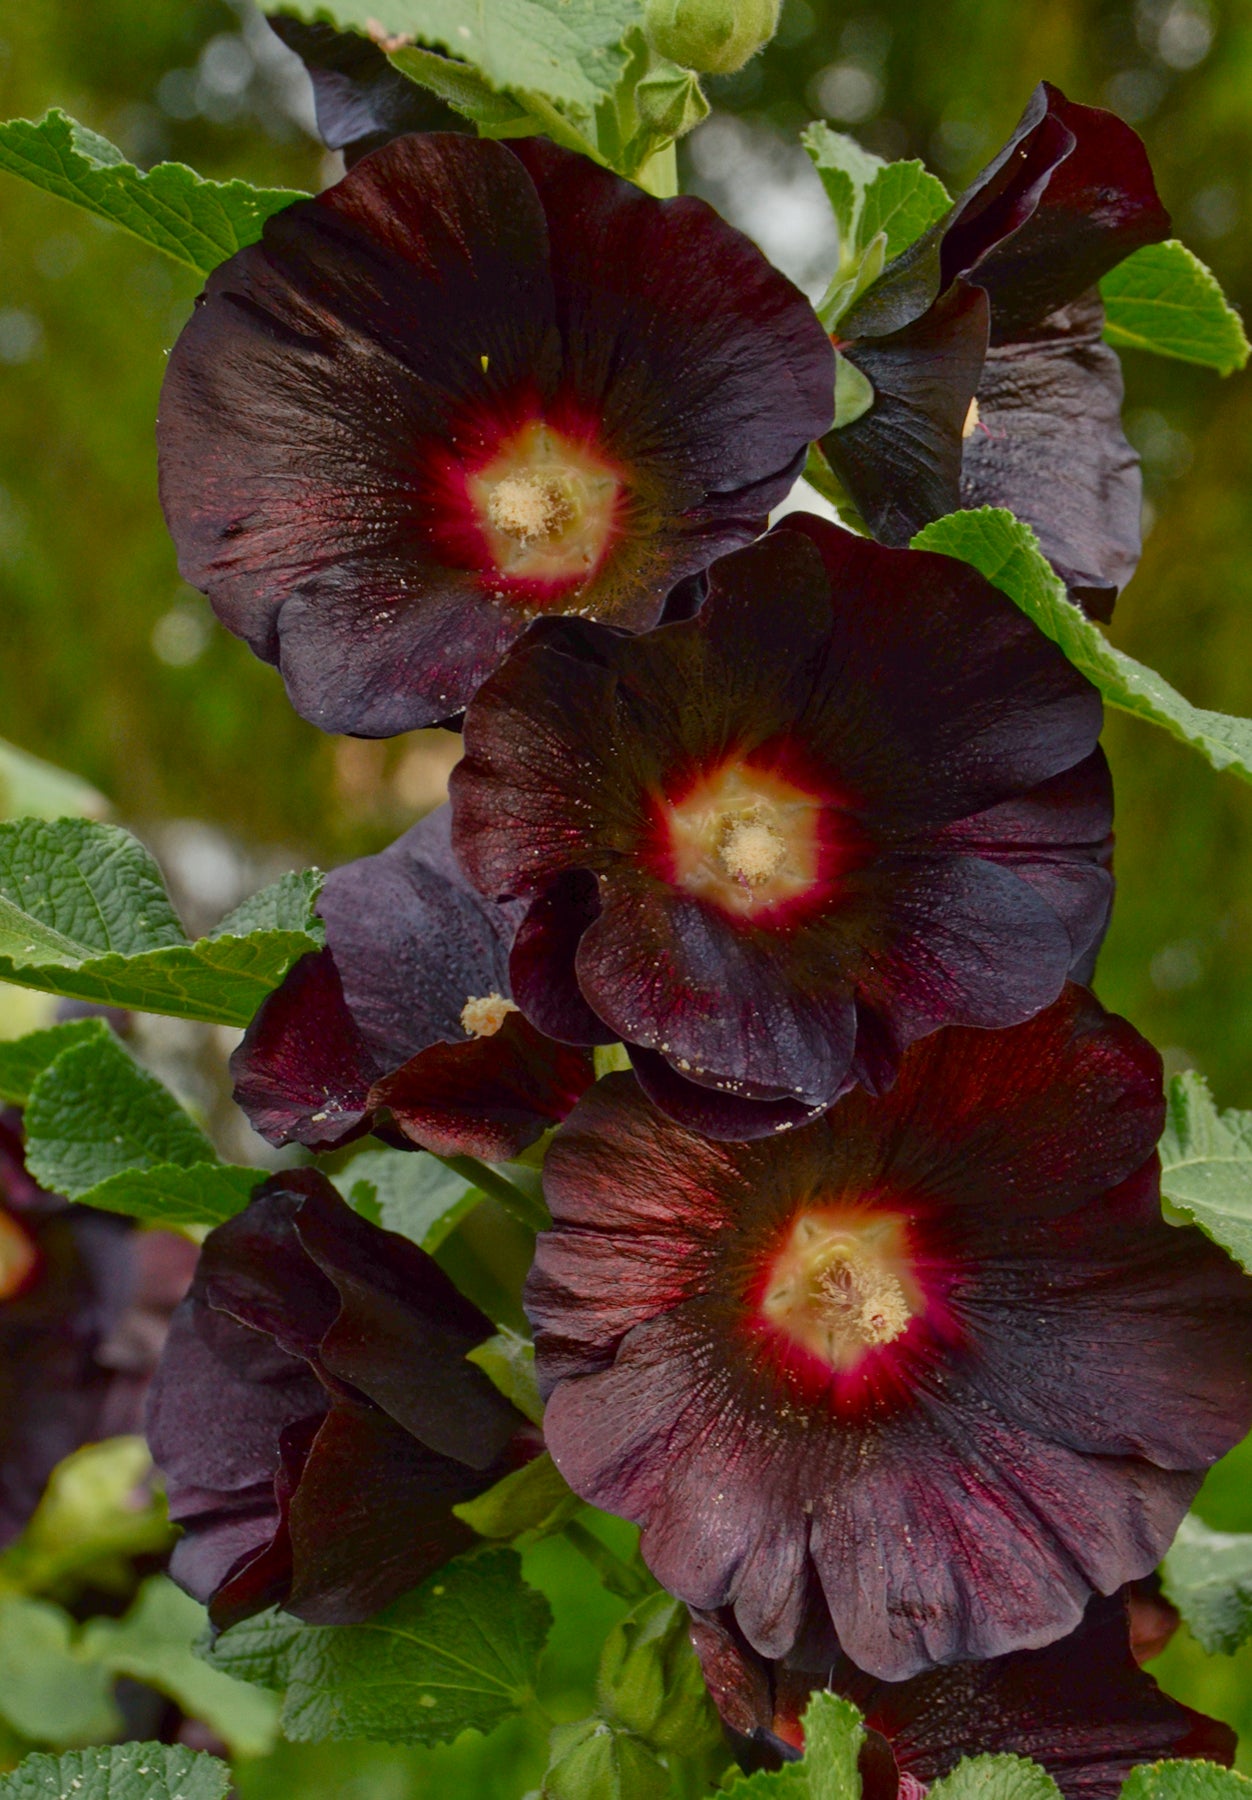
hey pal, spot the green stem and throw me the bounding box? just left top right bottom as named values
left=563, top=1520, right=654, bottom=1602
left=803, top=443, right=870, bottom=536
left=432, top=1153, right=550, bottom=1232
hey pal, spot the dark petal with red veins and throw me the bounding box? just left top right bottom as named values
left=510, top=875, right=616, bottom=1047
left=283, top=1399, right=479, bottom=1625
left=230, top=947, right=379, bottom=1151
left=960, top=293, right=1141, bottom=620
left=821, top=281, right=988, bottom=548
left=371, top=1010, right=594, bottom=1161
left=266, top=17, right=465, bottom=163
left=629, top=1047, right=831, bottom=1143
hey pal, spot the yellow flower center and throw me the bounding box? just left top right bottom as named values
left=468, top=421, right=621, bottom=587
left=662, top=759, right=825, bottom=916
left=761, top=1207, right=920, bottom=1369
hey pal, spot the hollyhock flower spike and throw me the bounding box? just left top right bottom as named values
left=231, top=805, right=593, bottom=1160
left=688, top=1589, right=1234, bottom=1795
left=157, top=130, right=835, bottom=735
left=453, top=516, right=1113, bottom=1137
left=526, top=988, right=1252, bottom=1681
left=825, top=82, right=1171, bottom=618
left=0, top=1109, right=196, bottom=1546
left=146, top=1169, right=537, bottom=1630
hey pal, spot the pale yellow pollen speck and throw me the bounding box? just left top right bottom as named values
left=718, top=816, right=788, bottom=887
left=817, top=1253, right=911, bottom=1347
left=962, top=397, right=981, bottom=439
left=486, top=473, right=574, bottom=546
left=461, top=992, right=519, bottom=1038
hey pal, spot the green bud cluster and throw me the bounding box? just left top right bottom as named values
left=643, top=0, right=782, bottom=75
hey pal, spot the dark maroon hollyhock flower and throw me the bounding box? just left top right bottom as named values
left=453, top=517, right=1112, bottom=1139
left=688, top=1589, right=1233, bottom=1796
left=0, top=1109, right=197, bottom=1547
left=526, top=989, right=1252, bottom=1681
left=266, top=16, right=466, bottom=164
left=232, top=806, right=593, bottom=1159
left=824, top=82, right=1171, bottom=619
left=146, top=1169, right=536, bottom=1630
left=157, top=131, right=834, bottom=737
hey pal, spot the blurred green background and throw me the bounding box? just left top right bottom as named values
left=2, top=0, right=1252, bottom=1783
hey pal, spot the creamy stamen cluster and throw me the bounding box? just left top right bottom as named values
left=760, top=1209, right=918, bottom=1367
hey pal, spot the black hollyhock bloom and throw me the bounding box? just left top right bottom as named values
left=824, top=82, right=1171, bottom=619
left=157, top=131, right=835, bottom=736
left=453, top=517, right=1112, bottom=1139
left=688, top=1590, right=1234, bottom=1797
left=232, top=806, right=593, bottom=1159
left=526, top=989, right=1252, bottom=1681
left=146, top=1170, right=537, bottom=1630
left=266, top=16, right=467, bottom=164
left=0, top=1109, right=196, bottom=1547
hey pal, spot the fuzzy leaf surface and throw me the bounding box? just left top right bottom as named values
left=279, top=2, right=637, bottom=117
left=858, top=158, right=951, bottom=260
left=1101, top=241, right=1250, bottom=375
left=912, top=509, right=1252, bottom=784
left=1120, top=1766, right=1252, bottom=1800
left=930, top=1757, right=1063, bottom=1800
left=0, top=1018, right=111, bottom=1105
left=1158, top=1071, right=1252, bottom=1271
left=0, top=110, right=304, bottom=274
left=335, top=1148, right=478, bottom=1250
left=204, top=1548, right=551, bottom=1745
left=723, top=1691, right=863, bottom=1796
left=0, top=820, right=322, bottom=1024
left=0, top=1745, right=230, bottom=1800
left=1162, top=1513, right=1252, bottom=1655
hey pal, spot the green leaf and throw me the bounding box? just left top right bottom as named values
left=0, top=1744, right=230, bottom=1800
left=0, top=738, right=107, bottom=823
left=205, top=1547, right=552, bottom=1745
left=1162, top=1513, right=1252, bottom=1655
left=387, top=43, right=539, bottom=129
left=453, top=1452, right=580, bottom=1539
left=335, top=1148, right=478, bottom=1250
left=0, top=819, right=323, bottom=1025
left=281, top=3, right=638, bottom=119
left=801, top=120, right=884, bottom=241
left=542, top=1718, right=670, bottom=1799
left=833, top=352, right=875, bottom=429
left=1158, top=1070, right=1252, bottom=1270
left=84, top=1578, right=279, bottom=1758
left=210, top=869, right=325, bottom=940
left=929, top=1756, right=1063, bottom=1800
left=723, top=1691, right=863, bottom=1797
left=0, top=1437, right=173, bottom=1597
left=0, top=1017, right=111, bottom=1105
left=911, top=509, right=1252, bottom=786
left=858, top=158, right=951, bottom=261
left=0, top=110, right=305, bottom=276
left=0, top=1594, right=119, bottom=1744
left=467, top=1328, right=545, bottom=1425
left=1101, top=241, right=1250, bottom=376
left=23, top=1034, right=260, bottom=1226
left=1120, top=1764, right=1252, bottom=1800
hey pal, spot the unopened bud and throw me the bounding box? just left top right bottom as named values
left=643, top=0, right=781, bottom=75
left=542, top=1718, right=670, bottom=1800
left=598, top=1593, right=723, bottom=1756
left=634, top=62, right=710, bottom=139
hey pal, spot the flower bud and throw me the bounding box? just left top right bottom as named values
left=643, top=0, right=781, bottom=74
left=541, top=1718, right=670, bottom=1800
left=634, top=62, right=710, bottom=140
left=598, top=1593, right=723, bottom=1756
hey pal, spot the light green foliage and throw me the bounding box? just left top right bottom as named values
left=724, top=1691, right=864, bottom=1796
left=1120, top=1764, right=1252, bottom=1800
left=0, top=739, right=107, bottom=823
left=643, top=0, right=781, bottom=76
left=285, top=2, right=639, bottom=120
left=387, top=42, right=539, bottom=130
left=0, top=1017, right=111, bottom=1105
left=912, top=509, right=1252, bottom=785
left=0, top=1594, right=120, bottom=1744
left=468, top=1328, right=546, bottom=1424
left=1158, top=1071, right=1252, bottom=1270
left=541, top=1717, right=670, bottom=1799
left=858, top=157, right=953, bottom=261
left=22, top=1032, right=260, bottom=1226
left=0, top=1438, right=172, bottom=1599
left=833, top=353, right=875, bottom=428
left=454, top=1453, right=581, bottom=1540
left=205, top=1548, right=552, bottom=1745
left=1164, top=1514, right=1252, bottom=1655
left=0, top=820, right=323, bottom=1024
left=1102, top=242, right=1250, bottom=375
left=83, top=1579, right=279, bottom=1757
left=596, top=1592, right=721, bottom=1756
left=0, top=111, right=305, bottom=276
left=0, top=1744, right=230, bottom=1800
left=335, top=1148, right=479, bottom=1251
left=929, top=1757, right=1063, bottom=1800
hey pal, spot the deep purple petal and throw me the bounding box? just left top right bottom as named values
left=266, top=16, right=465, bottom=163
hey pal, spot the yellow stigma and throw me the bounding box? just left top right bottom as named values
left=485, top=473, right=575, bottom=547
left=962, top=397, right=981, bottom=440
left=718, top=813, right=788, bottom=887
left=761, top=1208, right=919, bottom=1369
left=460, top=992, right=519, bottom=1039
